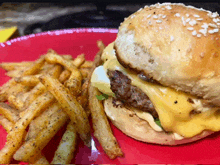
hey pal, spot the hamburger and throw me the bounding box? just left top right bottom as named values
left=91, top=3, right=220, bottom=145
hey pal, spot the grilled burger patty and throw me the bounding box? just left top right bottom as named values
left=107, top=70, right=158, bottom=118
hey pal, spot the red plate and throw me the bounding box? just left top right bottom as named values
left=1, top=28, right=220, bottom=164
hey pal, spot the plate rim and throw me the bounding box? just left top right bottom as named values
left=0, top=28, right=118, bottom=48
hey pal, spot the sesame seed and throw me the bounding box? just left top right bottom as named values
left=213, top=18, right=220, bottom=23
left=159, top=14, right=163, bottom=17
left=197, top=18, right=203, bottom=21
left=137, top=8, right=143, bottom=12
left=187, top=27, right=194, bottom=31
left=162, top=15, right=167, bottom=19
left=182, top=17, right=186, bottom=26
left=192, top=30, right=197, bottom=36
left=165, top=5, right=172, bottom=10
left=193, top=14, right=200, bottom=18
left=159, top=27, right=163, bottom=30
left=147, top=14, right=152, bottom=18
left=175, top=13, right=180, bottom=17
left=201, top=23, right=209, bottom=29
left=211, top=12, right=219, bottom=18
left=197, top=34, right=202, bottom=37
left=217, top=23, right=220, bottom=26
left=170, top=36, right=174, bottom=41
left=186, top=14, right=189, bottom=17
left=189, top=20, right=197, bottom=26
left=213, top=29, right=219, bottom=32
left=186, top=18, right=191, bottom=23
left=199, top=28, right=207, bottom=36
left=208, top=29, right=215, bottom=34
left=162, top=8, right=165, bottom=10
left=209, top=23, right=218, bottom=28
left=153, top=15, right=158, bottom=19
left=148, top=21, right=152, bottom=25
left=156, top=19, right=162, bottom=23
left=131, top=15, right=135, bottom=19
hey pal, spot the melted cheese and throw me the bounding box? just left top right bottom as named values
left=99, top=42, right=220, bottom=138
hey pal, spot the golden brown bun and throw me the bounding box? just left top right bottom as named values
left=104, top=97, right=214, bottom=145
left=115, top=3, right=220, bottom=106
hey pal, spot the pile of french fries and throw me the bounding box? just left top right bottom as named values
left=0, top=41, right=123, bottom=164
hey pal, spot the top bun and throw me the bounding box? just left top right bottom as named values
left=115, top=3, right=220, bottom=106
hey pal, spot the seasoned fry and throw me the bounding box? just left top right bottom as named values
left=51, top=122, right=77, bottom=164
left=26, top=102, right=60, bottom=140
left=6, top=67, right=27, bottom=77
left=0, top=78, right=16, bottom=102
left=21, top=65, right=62, bottom=112
left=79, top=68, right=91, bottom=79
left=62, top=55, right=73, bottom=60
left=21, top=83, right=46, bottom=112
left=77, top=48, right=103, bottom=114
left=21, top=55, right=45, bottom=76
left=0, top=115, right=13, bottom=133
left=0, top=61, right=33, bottom=71
left=88, top=85, right=123, bottom=159
left=45, top=53, right=82, bottom=95
left=97, top=40, right=105, bottom=52
left=0, top=91, right=55, bottom=164
left=13, top=109, right=69, bottom=162
left=34, top=154, right=49, bottom=164
left=0, top=102, right=19, bottom=123
left=39, top=75, right=91, bottom=147
left=8, top=94, right=24, bottom=110
left=80, top=60, right=93, bottom=68
left=59, top=69, right=71, bottom=83
left=14, top=75, right=41, bottom=86
left=72, top=54, right=85, bottom=67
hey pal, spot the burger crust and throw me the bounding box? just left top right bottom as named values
left=115, top=3, right=220, bottom=106
left=104, top=97, right=214, bottom=145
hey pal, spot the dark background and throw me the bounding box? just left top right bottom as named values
left=0, top=2, right=219, bottom=36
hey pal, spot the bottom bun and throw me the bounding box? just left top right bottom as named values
left=104, top=97, right=214, bottom=145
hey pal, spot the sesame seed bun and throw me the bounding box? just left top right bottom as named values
left=104, top=97, right=214, bottom=145
left=115, top=3, right=220, bottom=106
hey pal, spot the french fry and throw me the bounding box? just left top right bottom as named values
left=62, top=55, right=73, bottom=60
left=14, top=75, right=41, bottom=86
left=21, top=65, right=62, bottom=112
left=59, top=69, right=71, bottom=83
left=21, top=83, right=46, bottom=113
left=97, top=40, right=105, bottom=52
left=0, top=91, right=55, bottom=164
left=8, top=94, right=24, bottom=110
left=26, top=102, right=60, bottom=140
left=0, top=78, right=16, bottom=102
left=79, top=68, right=91, bottom=79
left=72, top=54, right=85, bottom=67
left=6, top=67, right=28, bottom=77
left=51, top=122, right=77, bottom=164
left=39, top=74, right=91, bottom=147
left=34, top=154, right=49, bottom=164
left=0, top=61, right=33, bottom=71
left=21, top=55, right=45, bottom=76
left=88, top=85, right=123, bottom=159
left=0, top=102, right=19, bottom=123
left=80, top=60, right=94, bottom=68
left=13, top=109, right=69, bottom=162
left=45, top=53, right=82, bottom=95
left=0, top=115, right=13, bottom=133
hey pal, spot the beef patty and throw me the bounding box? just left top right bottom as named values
left=107, top=70, right=158, bottom=118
